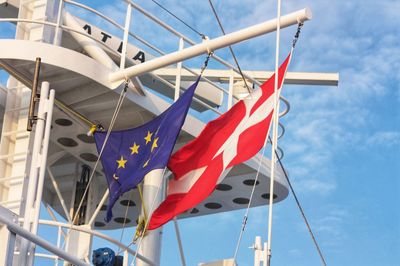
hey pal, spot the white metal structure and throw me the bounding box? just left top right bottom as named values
left=0, top=0, right=338, bottom=265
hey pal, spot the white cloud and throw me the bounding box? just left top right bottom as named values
left=294, top=178, right=336, bottom=195
left=298, top=205, right=350, bottom=250
left=367, top=131, right=400, bottom=146
left=288, top=248, right=302, bottom=256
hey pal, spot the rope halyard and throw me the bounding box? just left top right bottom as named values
left=273, top=138, right=327, bottom=266
left=130, top=168, right=168, bottom=266
left=62, top=79, right=129, bottom=248
left=200, top=51, right=213, bottom=76
left=133, top=183, right=148, bottom=244
left=125, top=52, right=214, bottom=264
left=117, top=191, right=134, bottom=254
left=208, top=0, right=252, bottom=95
left=150, top=0, right=206, bottom=40
left=231, top=23, right=306, bottom=265
left=292, top=22, right=304, bottom=49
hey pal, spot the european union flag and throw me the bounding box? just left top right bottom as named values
left=94, top=78, right=200, bottom=222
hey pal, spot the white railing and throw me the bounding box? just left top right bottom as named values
left=0, top=213, right=89, bottom=266
left=0, top=0, right=290, bottom=147
left=31, top=219, right=154, bottom=266
left=61, top=0, right=290, bottom=154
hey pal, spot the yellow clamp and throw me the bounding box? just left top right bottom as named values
left=133, top=216, right=148, bottom=243
left=87, top=124, right=97, bottom=136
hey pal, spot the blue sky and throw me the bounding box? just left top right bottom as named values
left=1, top=0, right=399, bottom=265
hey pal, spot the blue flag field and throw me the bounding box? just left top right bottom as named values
left=94, top=78, right=200, bottom=222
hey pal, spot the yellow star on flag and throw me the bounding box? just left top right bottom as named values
left=144, top=131, right=153, bottom=145
left=151, top=137, right=159, bottom=152
left=116, top=156, right=127, bottom=169
left=130, top=142, right=140, bottom=155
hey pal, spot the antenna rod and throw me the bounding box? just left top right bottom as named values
left=27, top=57, right=41, bottom=131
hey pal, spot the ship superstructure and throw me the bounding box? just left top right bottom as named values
left=0, top=1, right=337, bottom=265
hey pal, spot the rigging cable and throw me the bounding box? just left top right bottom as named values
left=130, top=168, right=167, bottom=266
left=117, top=191, right=134, bottom=255
left=207, top=0, right=252, bottom=94
left=124, top=53, right=213, bottom=264
left=132, top=183, right=148, bottom=244
left=62, top=81, right=129, bottom=247
left=276, top=139, right=327, bottom=266
left=230, top=22, right=327, bottom=266
left=150, top=0, right=206, bottom=39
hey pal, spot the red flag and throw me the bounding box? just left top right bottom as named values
left=148, top=52, right=292, bottom=230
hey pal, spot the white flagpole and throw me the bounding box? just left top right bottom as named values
left=136, top=169, right=165, bottom=266
left=266, top=0, right=282, bottom=265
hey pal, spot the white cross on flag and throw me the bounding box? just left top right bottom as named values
left=148, top=52, right=292, bottom=230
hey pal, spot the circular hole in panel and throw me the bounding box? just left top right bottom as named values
left=233, top=197, right=249, bottom=204
left=57, top=137, right=78, bottom=147
left=114, top=217, right=131, bottom=224
left=190, top=208, right=199, bottom=214
left=215, top=184, right=232, bottom=191
left=94, top=221, right=105, bottom=227
left=55, top=118, right=73, bottom=126
left=243, top=179, right=259, bottom=186
left=261, top=193, right=278, bottom=200
left=120, top=200, right=135, bottom=207
left=77, top=134, right=95, bottom=144
left=80, top=153, right=98, bottom=162
left=204, top=202, right=222, bottom=209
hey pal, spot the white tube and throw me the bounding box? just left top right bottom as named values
left=53, top=0, right=64, bottom=45
left=253, top=236, right=262, bottom=266
left=31, top=86, right=55, bottom=234
left=63, top=11, right=144, bottom=93
left=120, top=3, right=132, bottom=69
left=19, top=82, right=49, bottom=266
left=109, top=8, right=312, bottom=83
left=123, top=250, right=129, bottom=266
left=0, top=215, right=90, bottom=266
left=136, top=169, right=164, bottom=266
left=37, top=219, right=154, bottom=265
left=174, top=38, right=184, bottom=101
left=47, top=167, right=72, bottom=223
left=63, top=12, right=119, bottom=71
left=228, top=69, right=234, bottom=109
left=27, top=86, right=55, bottom=266
left=87, top=189, right=109, bottom=226
left=266, top=0, right=282, bottom=265
left=173, top=218, right=186, bottom=266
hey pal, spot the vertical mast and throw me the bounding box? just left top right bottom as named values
left=266, top=0, right=282, bottom=265
left=136, top=169, right=165, bottom=266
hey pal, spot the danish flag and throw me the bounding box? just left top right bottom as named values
left=148, top=52, right=292, bottom=230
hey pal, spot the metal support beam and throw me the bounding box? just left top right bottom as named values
left=153, top=68, right=339, bottom=87
left=63, top=11, right=145, bottom=95
left=0, top=213, right=90, bottom=266
left=47, top=167, right=72, bottom=223
left=0, top=205, right=18, bottom=266
left=0, top=59, right=95, bottom=127
left=87, top=189, right=109, bottom=226
left=109, top=8, right=312, bottom=83
left=20, top=82, right=50, bottom=266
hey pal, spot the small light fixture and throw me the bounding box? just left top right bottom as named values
left=233, top=80, right=253, bottom=99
